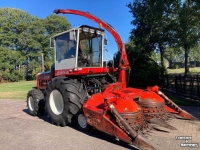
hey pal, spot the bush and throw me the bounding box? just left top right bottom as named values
left=32, top=67, right=42, bottom=80
left=2, top=71, right=10, bottom=81
left=45, top=61, right=53, bottom=71
left=9, top=73, right=18, bottom=82
left=12, top=70, right=24, bottom=81
left=114, top=43, right=167, bottom=87
left=128, top=56, right=166, bottom=87
left=1, top=70, right=24, bottom=82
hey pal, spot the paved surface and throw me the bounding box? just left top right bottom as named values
left=0, top=99, right=200, bottom=150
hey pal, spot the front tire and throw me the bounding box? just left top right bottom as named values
left=76, top=111, right=90, bottom=131
left=45, top=77, right=86, bottom=126
left=27, top=89, right=45, bottom=116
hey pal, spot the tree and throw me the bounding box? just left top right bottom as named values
left=163, top=46, right=184, bottom=68
left=114, top=40, right=166, bottom=87
left=127, top=0, right=200, bottom=76
left=0, top=47, right=24, bottom=82
left=0, top=8, right=36, bottom=81
left=190, top=44, right=200, bottom=61
left=174, top=0, right=200, bottom=75
left=127, top=0, right=180, bottom=68
left=0, top=8, right=34, bottom=49
left=0, top=8, right=71, bottom=81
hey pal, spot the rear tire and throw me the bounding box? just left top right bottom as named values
left=45, top=77, right=86, bottom=126
left=27, top=89, right=45, bottom=116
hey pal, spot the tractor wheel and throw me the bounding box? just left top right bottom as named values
left=27, top=89, right=45, bottom=116
left=45, top=77, right=86, bottom=127
left=76, top=110, right=90, bottom=131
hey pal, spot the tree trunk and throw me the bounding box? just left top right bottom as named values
left=184, top=44, right=189, bottom=76
left=41, top=53, right=44, bottom=72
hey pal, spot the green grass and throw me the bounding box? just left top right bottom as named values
left=167, top=67, right=200, bottom=75
left=0, top=81, right=36, bottom=100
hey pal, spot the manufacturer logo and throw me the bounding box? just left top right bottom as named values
left=43, top=75, right=50, bottom=79
left=57, top=70, right=69, bottom=75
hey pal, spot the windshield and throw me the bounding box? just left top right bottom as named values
left=78, top=32, right=102, bottom=67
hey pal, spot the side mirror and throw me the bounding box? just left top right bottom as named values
left=104, top=38, right=108, bottom=45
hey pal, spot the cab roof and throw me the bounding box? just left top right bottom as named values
left=53, top=25, right=105, bottom=38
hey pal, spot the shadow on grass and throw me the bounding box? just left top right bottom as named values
left=22, top=108, right=139, bottom=150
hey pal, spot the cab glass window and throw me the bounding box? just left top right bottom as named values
left=55, top=31, right=77, bottom=61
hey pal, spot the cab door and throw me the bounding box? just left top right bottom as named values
left=54, top=30, right=78, bottom=70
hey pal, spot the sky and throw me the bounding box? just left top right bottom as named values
left=1, top=0, right=134, bottom=57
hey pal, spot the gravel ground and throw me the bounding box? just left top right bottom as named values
left=0, top=99, right=199, bottom=150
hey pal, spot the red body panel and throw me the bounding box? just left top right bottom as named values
left=36, top=67, right=117, bottom=89
left=55, top=67, right=117, bottom=76
left=36, top=72, right=52, bottom=89
left=164, top=105, right=178, bottom=113
left=83, top=105, right=132, bottom=143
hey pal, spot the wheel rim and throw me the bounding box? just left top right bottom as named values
left=28, top=96, right=34, bottom=111
left=49, top=90, right=64, bottom=115
left=78, top=113, right=87, bottom=129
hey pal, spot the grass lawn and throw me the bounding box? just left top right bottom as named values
left=167, top=67, right=200, bottom=75
left=0, top=81, right=36, bottom=100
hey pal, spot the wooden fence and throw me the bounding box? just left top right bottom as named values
left=154, top=74, right=200, bottom=100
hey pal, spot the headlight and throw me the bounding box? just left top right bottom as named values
left=83, top=27, right=89, bottom=32
left=96, top=30, right=102, bottom=35
left=90, top=29, right=95, bottom=34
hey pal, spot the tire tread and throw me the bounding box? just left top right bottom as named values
left=27, top=89, right=45, bottom=116
left=45, top=77, right=86, bottom=126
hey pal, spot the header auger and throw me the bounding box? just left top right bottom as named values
left=26, top=9, right=196, bottom=150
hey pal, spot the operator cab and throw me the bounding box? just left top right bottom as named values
left=53, top=25, right=105, bottom=74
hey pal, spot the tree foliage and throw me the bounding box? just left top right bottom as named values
left=127, top=0, right=179, bottom=66
left=0, top=7, right=71, bottom=82
left=175, top=0, right=200, bottom=75
left=127, top=0, right=200, bottom=76
left=114, top=41, right=166, bottom=87
left=189, top=44, right=200, bottom=63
